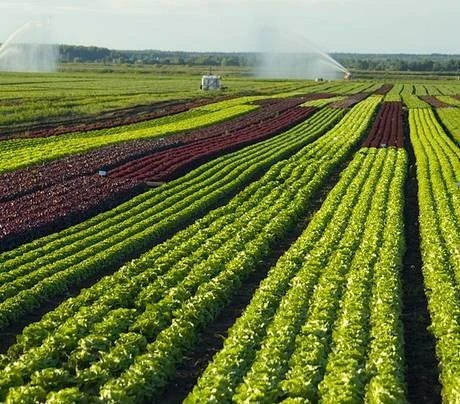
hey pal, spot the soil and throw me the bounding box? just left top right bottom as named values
left=401, top=110, right=441, bottom=403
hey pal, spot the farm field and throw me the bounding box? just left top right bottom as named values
left=0, top=71, right=459, bottom=404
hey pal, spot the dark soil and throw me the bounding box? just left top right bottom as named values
left=401, top=110, right=441, bottom=403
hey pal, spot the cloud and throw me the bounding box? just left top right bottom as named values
left=0, top=0, right=340, bottom=15
left=1, top=0, right=458, bottom=53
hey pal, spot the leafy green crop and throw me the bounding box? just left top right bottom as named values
left=409, top=108, right=460, bottom=402
left=436, top=107, right=460, bottom=144
left=0, top=107, right=345, bottom=331
left=0, top=97, right=380, bottom=402
left=402, top=94, right=431, bottom=109
left=187, top=147, right=407, bottom=403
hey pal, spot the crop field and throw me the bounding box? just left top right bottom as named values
left=0, top=71, right=459, bottom=404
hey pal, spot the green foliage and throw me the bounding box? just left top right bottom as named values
left=0, top=107, right=344, bottom=332
left=436, top=107, right=460, bottom=144
left=0, top=98, right=379, bottom=401
left=188, top=147, right=407, bottom=403
left=0, top=71, right=309, bottom=129
left=402, top=94, right=431, bottom=109
left=437, top=96, right=460, bottom=107
left=409, top=108, right=460, bottom=402
left=301, top=96, right=345, bottom=107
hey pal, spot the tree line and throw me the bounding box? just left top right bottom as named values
left=59, top=45, right=460, bottom=72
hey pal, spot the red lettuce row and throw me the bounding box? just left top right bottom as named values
left=0, top=98, right=320, bottom=250
left=419, top=96, right=451, bottom=108
left=362, top=102, right=404, bottom=148
left=109, top=106, right=316, bottom=182
left=374, top=83, right=394, bottom=95
left=0, top=177, right=145, bottom=251
left=329, top=93, right=370, bottom=108
left=0, top=96, right=314, bottom=203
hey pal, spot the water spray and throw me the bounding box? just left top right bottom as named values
left=0, top=18, right=58, bottom=73
left=255, top=27, right=350, bottom=80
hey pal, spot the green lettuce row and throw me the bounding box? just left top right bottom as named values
left=92, top=173, right=310, bottom=395
left=1, top=183, right=284, bottom=398
left=409, top=108, right=460, bottom=402
left=0, top=109, right=342, bottom=351
left=278, top=149, right=396, bottom=402
left=401, top=94, right=431, bottom=109
left=219, top=150, right=387, bottom=403
left=415, top=110, right=459, bottom=211
left=7, top=180, right=283, bottom=357
left=364, top=150, right=407, bottom=402
left=435, top=106, right=460, bottom=144
left=0, top=108, right=345, bottom=330
left=234, top=150, right=383, bottom=402
left=184, top=150, right=375, bottom=403
left=0, top=97, right=381, bottom=402
left=9, top=182, right=282, bottom=356
left=301, top=96, right=345, bottom=108
left=436, top=96, right=460, bottom=108
left=233, top=149, right=388, bottom=403
left=411, top=109, right=459, bottom=282
left=188, top=150, right=406, bottom=404
left=0, top=154, right=312, bottom=398
left=318, top=149, right=406, bottom=403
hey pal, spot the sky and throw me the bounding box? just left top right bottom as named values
left=0, top=0, right=459, bottom=54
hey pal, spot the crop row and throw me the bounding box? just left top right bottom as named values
left=362, top=102, right=404, bottom=148
left=109, top=106, right=316, bottom=182
left=436, top=107, right=460, bottom=144
left=0, top=177, right=145, bottom=251
left=402, top=94, right=431, bottom=109
left=409, top=108, right=460, bottom=402
left=188, top=146, right=407, bottom=403
left=0, top=106, right=348, bottom=331
left=0, top=97, right=381, bottom=402
left=419, top=96, right=451, bottom=108
left=329, top=93, right=370, bottom=108
left=0, top=96, right=231, bottom=140
left=301, top=96, right=345, bottom=108
left=444, top=95, right=460, bottom=106
left=0, top=97, right=261, bottom=174
left=253, top=93, right=334, bottom=107
left=385, top=84, right=404, bottom=100
left=374, top=83, right=394, bottom=95
left=0, top=99, right=316, bottom=250
left=0, top=138, right=179, bottom=203
left=0, top=96, right=312, bottom=203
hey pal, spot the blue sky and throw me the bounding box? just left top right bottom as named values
left=0, top=0, right=459, bottom=53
